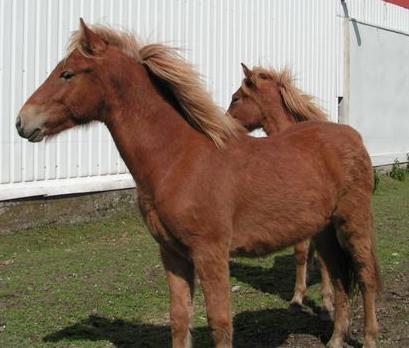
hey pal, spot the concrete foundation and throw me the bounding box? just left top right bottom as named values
left=0, top=189, right=138, bottom=234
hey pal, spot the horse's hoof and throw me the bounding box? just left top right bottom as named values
left=288, top=302, right=303, bottom=314
left=326, top=337, right=344, bottom=348
left=362, top=338, right=377, bottom=348
left=288, top=302, right=314, bottom=316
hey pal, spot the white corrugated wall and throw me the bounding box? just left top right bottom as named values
left=342, top=0, right=409, bottom=32
left=339, top=1, right=409, bottom=166
left=0, top=0, right=340, bottom=200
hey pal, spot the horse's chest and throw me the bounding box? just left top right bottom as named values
left=137, top=189, right=191, bottom=258
left=137, top=188, right=170, bottom=245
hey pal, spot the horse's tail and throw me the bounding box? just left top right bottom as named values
left=334, top=227, right=358, bottom=297
left=334, top=211, right=382, bottom=298
left=332, top=127, right=382, bottom=297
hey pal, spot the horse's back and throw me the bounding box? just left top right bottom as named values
left=240, top=121, right=371, bottom=184
left=228, top=121, right=373, bottom=254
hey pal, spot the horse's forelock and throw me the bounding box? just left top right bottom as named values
left=66, top=25, right=143, bottom=61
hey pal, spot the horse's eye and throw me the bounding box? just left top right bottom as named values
left=60, top=70, right=75, bottom=80
left=232, top=95, right=240, bottom=103
left=244, top=78, right=253, bottom=88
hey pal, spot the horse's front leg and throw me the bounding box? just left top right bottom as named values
left=193, top=246, right=232, bottom=348
left=161, top=247, right=195, bottom=348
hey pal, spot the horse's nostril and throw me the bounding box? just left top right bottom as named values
left=16, top=116, right=22, bottom=130
left=15, top=116, right=25, bottom=137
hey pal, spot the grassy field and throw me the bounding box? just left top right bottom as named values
left=0, top=176, right=408, bottom=347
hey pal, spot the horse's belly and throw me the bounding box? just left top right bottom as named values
left=230, top=238, right=283, bottom=257
left=230, top=216, right=328, bottom=258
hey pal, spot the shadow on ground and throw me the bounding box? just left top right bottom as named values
left=44, top=257, right=363, bottom=347
left=43, top=310, right=362, bottom=348
left=230, top=254, right=321, bottom=302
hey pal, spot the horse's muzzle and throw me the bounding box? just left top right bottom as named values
left=16, top=106, right=46, bottom=142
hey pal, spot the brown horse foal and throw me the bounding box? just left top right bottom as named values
left=16, top=21, right=381, bottom=348
left=228, top=64, right=334, bottom=318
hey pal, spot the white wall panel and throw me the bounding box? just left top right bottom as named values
left=342, top=0, right=409, bottom=33
left=1, top=0, right=340, bottom=200
left=348, top=21, right=409, bottom=166
left=337, top=0, right=409, bottom=166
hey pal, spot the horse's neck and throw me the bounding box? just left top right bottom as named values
left=105, top=64, right=206, bottom=188
left=262, top=98, right=295, bottom=135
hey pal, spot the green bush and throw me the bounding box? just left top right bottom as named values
left=390, top=158, right=406, bottom=182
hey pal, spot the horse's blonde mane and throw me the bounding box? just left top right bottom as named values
left=67, top=25, right=243, bottom=148
left=251, top=67, right=327, bottom=122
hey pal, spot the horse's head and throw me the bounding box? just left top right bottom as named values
left=16, top=19, right=118, bottom=142
left=227, top=63, right=282, bottom=132
left=227, top=64, right=327, bottom=133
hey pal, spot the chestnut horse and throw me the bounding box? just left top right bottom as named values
left=228, top=64, right=334, bottom=318
left=16, top=20, right=381, bottom=348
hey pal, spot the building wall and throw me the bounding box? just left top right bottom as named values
left=339, top=0, right=409, bottom=166
left=0, top=0, right=339, bottom=200
left=343, top=0, right=409, bottom=32
left=348, top=21, right=409, bottom=166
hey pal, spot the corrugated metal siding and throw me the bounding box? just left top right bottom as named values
left=1, top=0, right=339, bottom=200
left=337, top=0, right=409, bottom=101
left=341, top=0, right=409, bottom=33
left=336, top=1, right=409, bottom=103
left=347, top=20, right=409, bottom=166
left=339, top=1, right=409, bottom=166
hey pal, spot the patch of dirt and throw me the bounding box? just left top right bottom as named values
left=349, top=265, right=409, bottom=348
left=234, top=263, right=409, bottom=348
left=281, top=264, right=409, bottom=348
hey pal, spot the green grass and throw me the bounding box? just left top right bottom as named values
left=0, top=176, right=408, bottom=347
left=372, top=176, right=409, bottom=269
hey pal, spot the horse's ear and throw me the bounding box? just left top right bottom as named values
left=79, top=18, right=107, bottom=55
left=241, top=63, right=253, bottom=79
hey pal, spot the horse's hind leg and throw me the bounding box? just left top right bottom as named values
left=317, top=253, right=335, bottom=320
left=307, top=241, right=335, bottom=320
left=290, top=241, right=308, bottom=308
left=161, top=247, right=195, bottom=348
left=313, top=226, right=351, bottom=348
left=334, top=203, right=380, bottom=348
